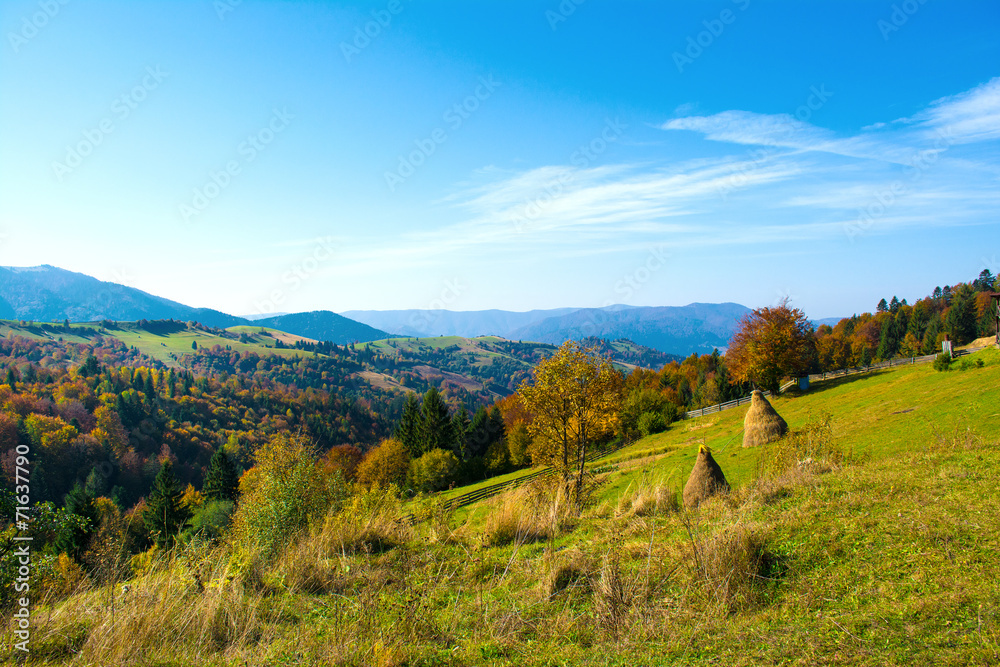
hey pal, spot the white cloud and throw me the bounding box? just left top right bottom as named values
left=908, top=76, right=1000, bottom=144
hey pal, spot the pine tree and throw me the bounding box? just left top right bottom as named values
left=946, top=285, right=978, bottom=345
left=56, top=484, right=98, bottom=560
left=888, top=296, right=901, bottom=314
left=144, top=460, right=191, bottom=548
left=420, top=386, right=453, bottom=455
left=395, top=393, right=423, bottom=457
left=877, top=298, right=889, bottom=313
left=203, top=448, right=239, bottom=502
left=143, top=370, right=155, bottom=406
left=466, top=406, right=491, bottom=460
left=451, top=405, right=471, bottom=458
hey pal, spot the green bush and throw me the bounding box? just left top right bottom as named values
left=933, top=353, right=953, bottom=371
left=637, top=411, right=667, bottom=437
left=620, top=388, right=670, bottom=436
left=230, top=433, right=348, bottom=561
left=958, top=357, right=985, bottom=371
left=185, top=500, right=234, bottom=541
left=409, top=448, right=461, bottom=493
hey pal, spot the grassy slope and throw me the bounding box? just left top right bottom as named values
left=0, top=320, right=319, bottom=367
left=9, top=348, right=1000, bottom=666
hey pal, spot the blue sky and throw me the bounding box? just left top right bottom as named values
left=1, top=0, right=998, bottom=319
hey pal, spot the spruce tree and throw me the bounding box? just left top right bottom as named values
left=56, top=483, right=98, bottom=560
left=203, top=448, right=239, bottom=502
left=395, top=393, right=423, bottom=457
left=451, top=405, right=471, bottom=458
left=420, top=386, right=453, bottom=455
left=144, top=460, right=190, bottom=548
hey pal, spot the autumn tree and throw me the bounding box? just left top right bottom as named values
left=517, top=341, right=623, bottom=502
left=726, top=300, right=816, bottom=394
left=355, top=437, right=410, bottom=490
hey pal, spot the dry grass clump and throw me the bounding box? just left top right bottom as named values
left=544, top=550, right=593, bottom=598
left=755, top=414, right=844, bottom=482
left=743, top=390, right=788, bottom=448
left=684, top=517, right=780, bottom=614
left=28, top=548, right=271, bottom=665
left=682, top=445, right=730, bottom=509
left=481, top=478, right=573, bottom=548
left=315, top=486, right=412, bottom=555
left=592, top=547, right=643, bottom=640
left=617, top=476, right=681, bottom=517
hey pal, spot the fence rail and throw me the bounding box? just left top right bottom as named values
left=403, top=345, right=988, bottom=522
left=680, top=347, right=980, bottom=421
left=401, top=435, right=637, bottom=524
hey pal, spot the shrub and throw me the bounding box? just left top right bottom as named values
left=230, top=433, right=347, bottom=561
left=408, top=448, right=460, bottom=493
left=506, top=422, right=532, bottom=468
left=186, top=500, right=235, bottom=541
left=637, top=411, right=667, bottom=437
left=933, top=353, right=953, bottom=371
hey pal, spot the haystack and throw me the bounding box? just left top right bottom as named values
left=742, top=390, right=787, bottom=448
left=683, top=445, right=730, bottom=509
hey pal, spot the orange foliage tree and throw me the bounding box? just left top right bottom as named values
left=726, top=300, right=816, bottom=394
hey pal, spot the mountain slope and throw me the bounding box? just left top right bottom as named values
left=255, top=311, right=392, bottom=345
left=340, top=307, right=580, bottom=338
left=508, top=302, right=751, bottom=355
left=0, top=265, right=244, bottom=328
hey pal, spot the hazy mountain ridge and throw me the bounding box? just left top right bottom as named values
left=0, top=265, right=755, bottom=355
left=508, top=302, right=751, bottom=355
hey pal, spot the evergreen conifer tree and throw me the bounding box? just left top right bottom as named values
left=203, top=448, right=239, bottom=502
left=395, top=392, right=423, bottom=457
left=144, top=460, right=191, bottom=547
left=420, top=386, right=453, bottom=454
left=56, top=483, right=98, bottom=560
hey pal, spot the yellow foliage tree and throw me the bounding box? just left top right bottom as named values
left=92, top=405, right=129, bottom=456
left=355, top=437, right=410, bottom=490
left=517, top=341, right=623, bottom=501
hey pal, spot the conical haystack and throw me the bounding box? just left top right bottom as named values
left=742, top=390, right=787, bottom=448
left=683, top=445, right=730, bottom=509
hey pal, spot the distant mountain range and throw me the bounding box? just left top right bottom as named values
left=0, top=265, right=787, bottom=355
left=344, top=303, right=751, bottom=355
left=0, top=266, right=391, bottom=345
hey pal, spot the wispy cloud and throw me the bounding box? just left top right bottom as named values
left=334, top=79, right=1000, bottom=277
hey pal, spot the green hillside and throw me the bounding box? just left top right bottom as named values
left=9, top=347, right=999, bottom=666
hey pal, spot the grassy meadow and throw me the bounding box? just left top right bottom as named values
left=4, top=347, right=999, bottom=666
